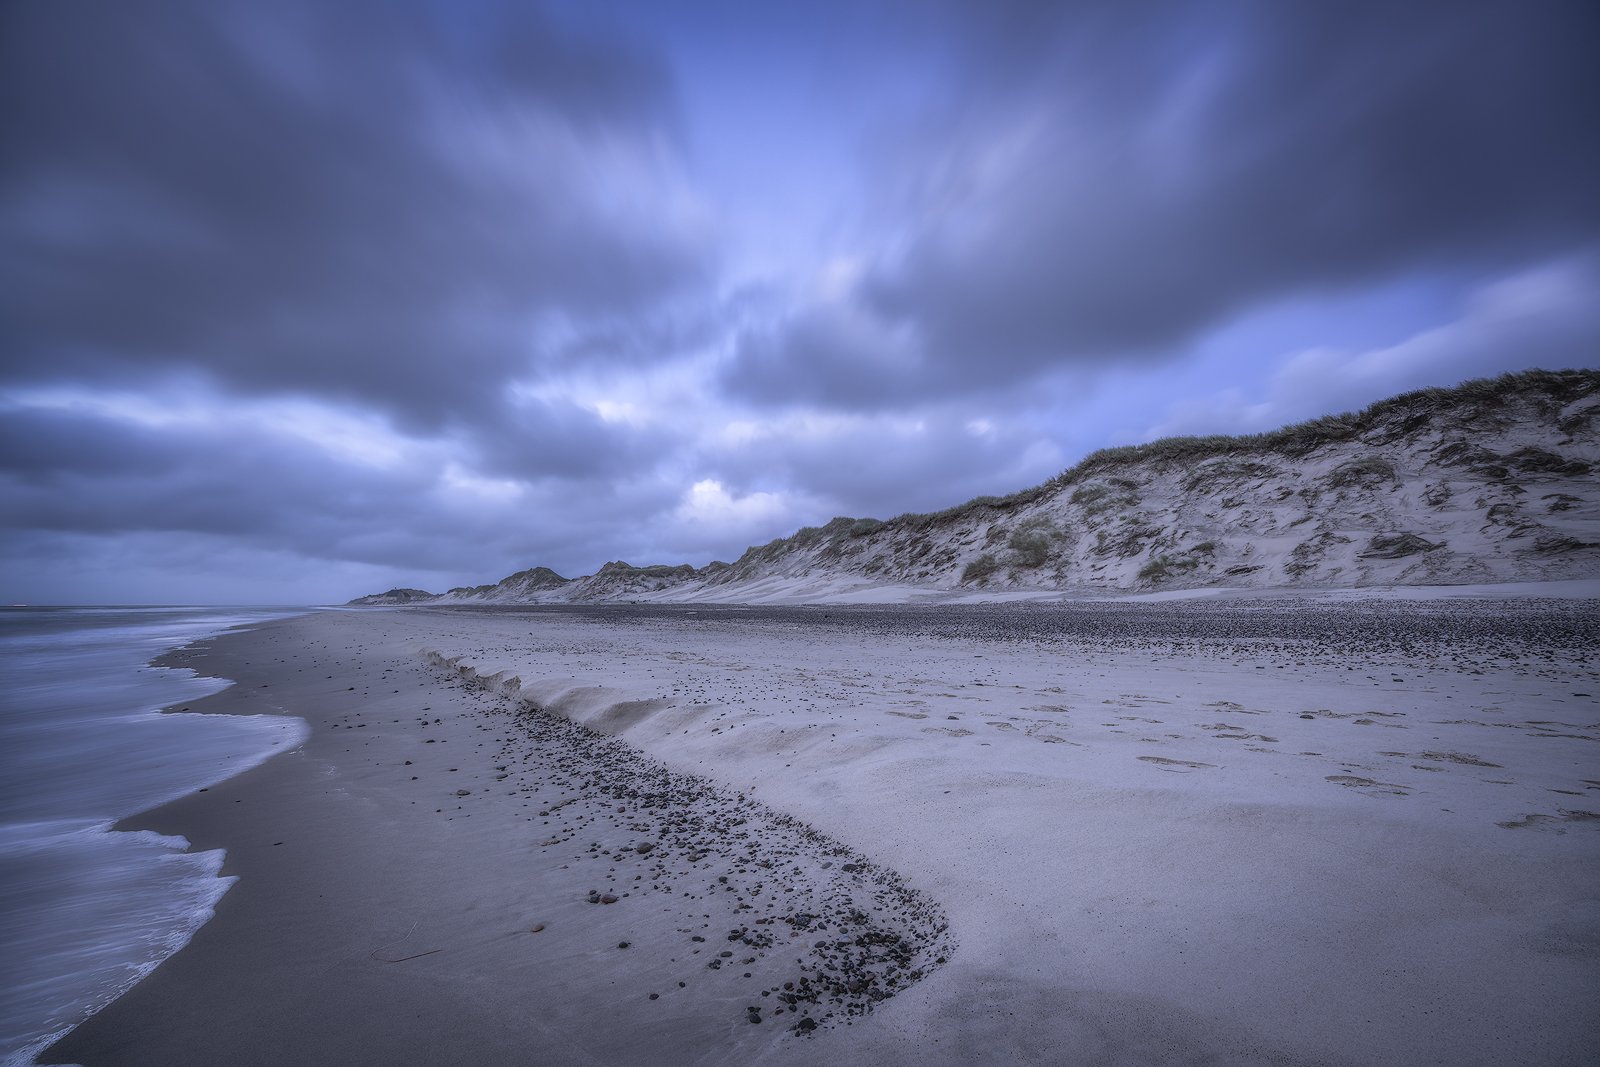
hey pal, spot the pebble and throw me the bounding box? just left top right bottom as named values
left=446, top=652, right=958, bottom=1038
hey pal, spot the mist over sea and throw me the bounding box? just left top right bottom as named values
left=0, top=607, right=309, bottom=1066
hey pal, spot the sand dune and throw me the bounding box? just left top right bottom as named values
left=355, top=369, right=1600, bottom=607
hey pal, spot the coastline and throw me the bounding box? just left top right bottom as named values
left=43, top=598, right=1600, bottom=1065
left=42, top=613, right=949, bottom=1066
left=0, top=607, right=310, bottom=1067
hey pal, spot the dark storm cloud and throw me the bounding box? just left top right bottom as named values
left=467, top=396, right=669, bottom=482
left=0, top=392, right=708, bottom=594
left=0, top=404, right=419, bottom=546
left=0, top=384, right=675, bottom=580
left=706, top=416, right=1057, bottom=521
left=0, top=405, right=189, bottom=483
left=0, top=0, right=708, bottom=429
left=0, top=400, right=555, bottom=574
left=687, top=396, right=1065, bottom=523
left=5, top=0, right=1596, bottom=605
left=726, top=0, right=1600, bottom=408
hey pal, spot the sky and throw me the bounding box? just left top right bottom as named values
left=2, top=0, right=1597, bottom=605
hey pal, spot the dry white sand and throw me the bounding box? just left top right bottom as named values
left=46, top=594, right=1600, bottom=1065
left=402, top=596, right=1600, bottom=1066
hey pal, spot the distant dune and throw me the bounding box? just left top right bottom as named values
left=352, top=368, right=1600, bottom=605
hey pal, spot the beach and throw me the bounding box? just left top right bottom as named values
left=40, top=595, right=1600, bottom=1066
left=0, top=608, right=309, bottom=1066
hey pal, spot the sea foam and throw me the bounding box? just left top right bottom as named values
left=0, top=607, right=309, bottom=1066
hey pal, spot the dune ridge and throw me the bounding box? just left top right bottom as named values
left=353, top=368, right=1600, bottom=605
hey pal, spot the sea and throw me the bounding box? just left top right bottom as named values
left=0, top=607, right=311, bottom=1067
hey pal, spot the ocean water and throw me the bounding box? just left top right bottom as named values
left=0, top=607, right=311, bottom=1066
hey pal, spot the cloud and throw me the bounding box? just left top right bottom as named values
left=725, top=0, right=1600, bottom=408
left=697, top=409, right=1065, bottom=519
left=1144, top=254, right=1600, bottom=439
left=0, top=528, right=430, bottom=606
left=654, top=478, right=812, bottom=557
left=0, top=382, right=771, bottom=597
left=722, top=300, right=924, bottom=409
left=1267, top=256, right=1600, bottom=418
left=0, top=0, right=713, bottom=428
left=465, top=393, right=675, bottom=483
left=4, top=1, right=1595, bottom=604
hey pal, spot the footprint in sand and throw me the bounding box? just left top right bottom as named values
left=1137, top=755, right=1215, bottom=770
left=1206, top=700, right=1268, bottom=716
left=1326, top=774, right=1409, bottom=796
left=1496, top=810, right=1600, bottom=832
left=1418, top=750, right=1502, bottom=768
left=1202, top=722, right=1278, bottom=742
left=1022, top=721, right=1073, bottom=743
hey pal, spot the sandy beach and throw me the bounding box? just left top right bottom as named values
left=43, top=595, right=1600, bottom=1066
left=11, top=3, right=1598, bottom=1063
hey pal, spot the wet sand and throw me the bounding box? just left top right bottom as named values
left=43, top=617, right=946, bottom=1066
left=43, top=597, right=1600, bottom=1065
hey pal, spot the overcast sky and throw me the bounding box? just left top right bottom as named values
left=3, top=0, right=1597, bottom=604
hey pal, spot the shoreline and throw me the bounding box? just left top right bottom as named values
left=0, top=607, right=310, bottom=1067
left=43, top=599, right=1600, bottom=1065
left=42, top=614, right=952, bottom=1066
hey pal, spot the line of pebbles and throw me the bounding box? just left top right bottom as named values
left=445, top=664, right=954, bottom=1035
